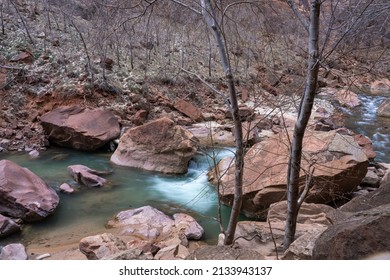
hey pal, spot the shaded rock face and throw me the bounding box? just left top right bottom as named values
left=111, top=117, right=198, bottom=174
left=0, top=214, right=21, bottom=237
left=41, top=106, right=120, bottom=151
left=210, top=130, right=368, bottom=218
left=0, top=160, right=59, bottom=222
left=312, top=179, right=390, bottom=259
left=312, top=204, right=390, bottom=260
left=0, top=243, right=28, bottom=260
left=340, top=174, right=390, bottom=213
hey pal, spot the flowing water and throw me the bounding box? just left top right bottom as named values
left=343, top=94, right=390, bottom=162
left=0, top=147, right=236, bottom=248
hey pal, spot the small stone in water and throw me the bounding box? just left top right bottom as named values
left=59, top=183, right=75, bottom=194
left=28, top=150, right=40, bottom=158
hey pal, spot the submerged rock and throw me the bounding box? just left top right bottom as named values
left=0, top=160, right=59, bottom=222
left=111, top=117, right=198, bottom=174
left=41, top=106, right=120, bottom=151
left=67, top=165, right=110, bottom=187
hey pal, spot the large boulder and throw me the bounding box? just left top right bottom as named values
left=312, top=203, right=390, bottom=259
left=232, top=201, right=339, bottom=260
left=107, top=206, right=204, bottom=241
left=0, top=160, right=59, bottom=222
left=312, top=178, right=390, bottom=259
left=110, top=117, right=198, bottom=174
left=107, top=206, right=175, bottom=240
left=210, top=130, right=368, bottom=218
left=0, top=243, right=28, bottom=260
left=79, top=233, right=128, bottom=260
left=41, top=106, right=120, bottom=151
left=377, top=98, right=390, bottom=118
left=0, top=214, right=21, bottom=237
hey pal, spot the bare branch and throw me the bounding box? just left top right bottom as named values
left=285, top=0, right=309, bottom=32
left=171, top=0, right=202, bottom=15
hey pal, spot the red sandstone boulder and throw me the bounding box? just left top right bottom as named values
left=41, top=106, right=120, bottom=151
left=110, top=117, right=198, bottom=174
left=0, top=160, right=59, bottom=222
left=210, top=130, right=368, bottom=218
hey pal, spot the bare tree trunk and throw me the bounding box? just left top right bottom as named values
left=201, top=0, right=244, bottom=245
left=283, top=0, right=321, bottom=252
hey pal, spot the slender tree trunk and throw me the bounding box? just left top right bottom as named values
left=283, top=0, right=321, bottom=252
left=200, top=0, right=244, bottom=245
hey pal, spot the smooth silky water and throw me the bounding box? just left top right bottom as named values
left=0, top=147, right=237, bottom=248
left=343, top=94, right=390, bottom=163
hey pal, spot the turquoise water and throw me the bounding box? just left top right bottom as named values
left=0, top=147, right=236, bottom=247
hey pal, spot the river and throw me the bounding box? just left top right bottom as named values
left=1, top=93, right=388, bottom=252
left=0, top=147, right=236, bottom=248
